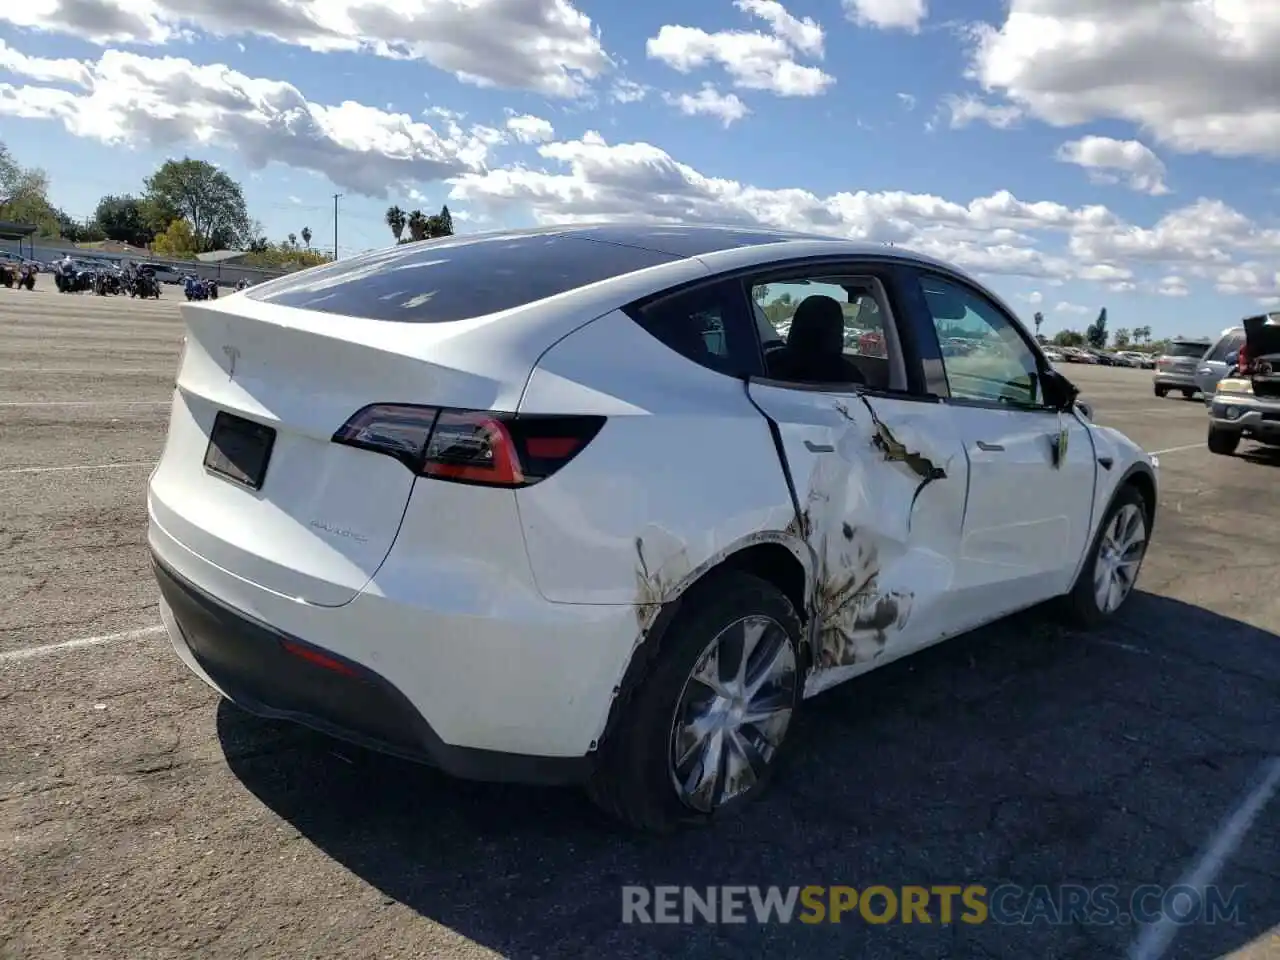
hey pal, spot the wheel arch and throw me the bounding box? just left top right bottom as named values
left=590, top=532, right=813, bottom=758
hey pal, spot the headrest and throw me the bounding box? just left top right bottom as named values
left=787, top=295, right=846, bottom=356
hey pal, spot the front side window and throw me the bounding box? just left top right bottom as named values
left=917, top=274, right=1043, bottom=407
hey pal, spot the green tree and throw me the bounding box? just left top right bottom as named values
left=301, top=226, right=312, bottom=249
left=437, top=204, right=454, bottom=236
left=287, top=232, right=297, bottom=247
left=406, top=209, right=428, bottom=241
left=386, top=205, right=406, bottom=242
left=1053, top=329, right=1086, bottom=347
left=143, top=157, right=251, bottom=253
left=151, top=218, right=199, bottom=258
left=94, top=194, right=157, bottom=247
left=0, top=141, right=60, bottom=236
left=1085, top=307, right=1108, bottom=349
left=1033, top=311, right=1044, bottom=338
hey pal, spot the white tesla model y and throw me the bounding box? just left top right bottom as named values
left=148, top=224, right=1158, bottom=832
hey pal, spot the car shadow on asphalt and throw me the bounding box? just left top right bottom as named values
left=218, top=592, right=1280, bottom=960
left=1237, top=444, right=1280, bottom=467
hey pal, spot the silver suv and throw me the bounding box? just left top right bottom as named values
left=1153, top=338, right=1212, bottom=399
left=1192, top=327, right=1247, bottom=401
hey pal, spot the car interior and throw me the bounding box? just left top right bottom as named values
left=753, top=281, right=892, bottom=390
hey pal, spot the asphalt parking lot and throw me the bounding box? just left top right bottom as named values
left=1, top=287, right=1277, bottom=960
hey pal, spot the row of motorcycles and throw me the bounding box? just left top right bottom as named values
left=53, top=262, right=162, bottom=299
left=0, top=261, right=37, bottom=290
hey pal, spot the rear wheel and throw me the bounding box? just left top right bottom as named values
left=1153, top=385, right=1168, bottom=398
left=586, top=571, right=803, bottom=833
left=1208, top=426, right=1241, bottom=456
left=1058, top=484, right=1150, bottom=628
left=1182, top=388, right=1197, bottom=399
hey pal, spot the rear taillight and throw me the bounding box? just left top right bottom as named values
left=1238, top=346, right=1252, bottom=373
left=332, top=404, right=605, bottom=488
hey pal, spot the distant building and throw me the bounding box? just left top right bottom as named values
left=196, top=250, right=251, bottom=265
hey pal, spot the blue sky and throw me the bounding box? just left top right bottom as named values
left=3, top=0, right=1279, bottom=339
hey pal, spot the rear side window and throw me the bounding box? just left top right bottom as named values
left=1165, top=341, right=1209, bottom=358
left=244, top=233, right=678, bottom=322
left=628, top=281, right=759, bottom=377
left=1207, top=332, right=1245, bottom=362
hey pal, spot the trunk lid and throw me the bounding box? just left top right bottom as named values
left=1243, top=314, right=1280, bottom=398
left=149, top=297, right=526, bottom=606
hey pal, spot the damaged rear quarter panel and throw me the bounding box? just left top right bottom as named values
left=514, top=308, right=809, bottom=609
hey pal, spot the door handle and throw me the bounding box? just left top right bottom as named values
left=804, top=440, right=835, bottom=453
left=975, top=440, right=1004, bottom=452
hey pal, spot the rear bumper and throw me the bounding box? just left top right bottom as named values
left=154, top=555, right=592, bottom=785
left=1153, top=372, right=1198, bottom=389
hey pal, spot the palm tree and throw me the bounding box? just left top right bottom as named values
left=407, top=209, right=428, bottom=242
left=385, top=205, right=407, bottom=243
left=287, top=232, right=297, bottom=247
left=300, top=226, right=312, bottom=249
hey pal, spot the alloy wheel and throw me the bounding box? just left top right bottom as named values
left=668, top=615, right=797, bottom=813
left=1093, top=503, right=1147, bottom=614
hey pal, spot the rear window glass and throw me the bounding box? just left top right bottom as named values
left=244, top=233, right=679, bottom=322
left=1166, top=341, right=1209, bottom=358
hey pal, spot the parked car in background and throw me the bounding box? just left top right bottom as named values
left=1207, top=314, right=1280, bottom=456
left=1153, top=338, right=1213, bottom=398
left=1120, top=352, right=1156, bottom=369
left=1193, top=326, right=1248, bottom=401
left=1043, top=348, right=1064, bottom=364
left=146, top=224, right=1158, bottom=832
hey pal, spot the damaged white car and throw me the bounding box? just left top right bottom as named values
left=147, top=224, right=1158, bottom=832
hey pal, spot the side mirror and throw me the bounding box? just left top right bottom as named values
left=1040, top=368, right=1080, bottom=412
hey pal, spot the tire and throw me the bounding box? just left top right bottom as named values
left=1207, top=426, right=1240, bottom=456
left=586, top=570, right=804, bottom=833
left=1182, top=389, right=1196, bottom=400
left=1153, top=385, right=1168, bottom=398
left=1058, top=483, right=1151, bottom=629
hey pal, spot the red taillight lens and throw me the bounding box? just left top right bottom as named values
left=332, top=404, right=604, bottom=488
left=1238, top=346, right=1252, bottom=373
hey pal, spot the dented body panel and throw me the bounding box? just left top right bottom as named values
left=744, top=382, right=969, bottom=694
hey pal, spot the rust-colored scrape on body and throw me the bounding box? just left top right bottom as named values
left=632, top=536, right=669, bottom=635
left=837, top=397, right=947, bottom=526
left=810, top=519, right=912, bottom=669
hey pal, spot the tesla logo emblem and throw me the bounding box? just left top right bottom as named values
left=222, top=345, right=240, bottom=379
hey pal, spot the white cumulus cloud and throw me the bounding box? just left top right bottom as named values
left=646, top=0, right=834, bottom=97
left=662, top=85, right=749, bottom=126
left=842, top=0, right=927, bottom=32
left=970, top=0, right=1280, bottom=159
left=0, top=0, right=610, bottom=98
left=1056, top=136, right=1169, bottom=195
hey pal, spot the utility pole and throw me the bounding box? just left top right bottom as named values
left=332, top=193, right=342, bottom=260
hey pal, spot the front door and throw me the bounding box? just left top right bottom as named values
left=911, top=271, right=1096, bottom=621
left=741, top=270, right=969, bottom=693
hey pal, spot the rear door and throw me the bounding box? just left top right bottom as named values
left=904, top=269, right=1096, bottom=616
left=740, top=262, right=969, bottom=686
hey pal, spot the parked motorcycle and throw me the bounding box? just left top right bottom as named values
left=132, top=272, right=161, bottom=299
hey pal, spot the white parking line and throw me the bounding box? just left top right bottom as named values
left=1128, top=756, right=1280, bottom=960
left=1148, top=443, right=1204, bottom=456
left=0, top=460, right=155, bottom=476
left=0, top=400, right=169, bottom=407
left=0, top=625, right=166, bottom=664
